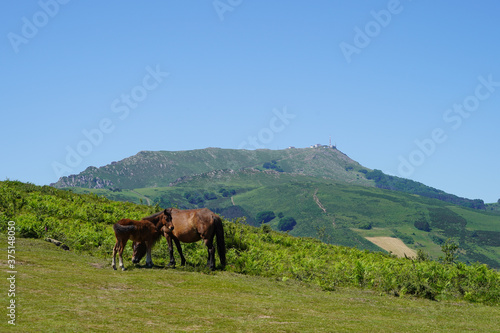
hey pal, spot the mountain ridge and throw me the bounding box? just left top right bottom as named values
left=51, top=146, right=489, bottom=207
left=51, top=147, right=373, bottom=190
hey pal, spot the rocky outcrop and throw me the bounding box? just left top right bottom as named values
left=51, top=173, right=115, bottom=189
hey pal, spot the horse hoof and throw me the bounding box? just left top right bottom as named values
left=121, top=267, right=126, bottom=271
left=113, top=266, right=117, bottom=270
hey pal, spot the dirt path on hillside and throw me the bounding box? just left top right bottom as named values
left=313, top=189, right=327, bottom=213
left=131, top=190, right=151, bottom=205
left=365, top=237, right=417, bottom=258
left=313, top=189, right=336, bottom=227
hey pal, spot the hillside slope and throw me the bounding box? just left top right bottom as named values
left=49, top=147, right=500, bottom=267
left=1, top=180, right=499, bottom=308
left=5, top=235, right=500, bottom=332
left=66, top=169, right=500, bottom=268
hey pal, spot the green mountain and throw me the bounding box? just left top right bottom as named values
left=51, top=147, right=500, bottom=268
left=51, top=147, right=372, bottom=189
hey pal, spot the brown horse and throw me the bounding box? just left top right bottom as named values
left=133, top=208, right=226, bottom=270
left=112, top=209, right=173, bottom=271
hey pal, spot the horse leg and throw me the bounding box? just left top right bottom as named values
left=173, top=238, right=186, bottom=266
left=165, top=236, right=176, bottom=268
left=207, top=246, right=215, bottom=271
left=119, top=240, right=127, bottom=271
left=131, top=242, right=140, bottom=264
left=204, top=238, right=216, bottom=271
left=112, top=241, right=118, bottom=270
left=145, top=242, right=153, bottom=268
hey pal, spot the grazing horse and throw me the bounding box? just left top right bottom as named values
left=133, top=208, right=226, bottom=271
left=112, top=209, right=173, bottom=271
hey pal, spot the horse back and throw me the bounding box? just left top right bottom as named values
left=114, top=219, right=160, bottom=242
left=168, top=208, right=219, bottom=242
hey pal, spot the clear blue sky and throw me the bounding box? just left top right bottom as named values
left=2, top=1, right=500, bottom=203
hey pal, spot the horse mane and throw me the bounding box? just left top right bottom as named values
left=154, top=219, right=168, bottom=234
left=143, top=208, right=173, bottom=225
left=142, top=211, right=164, bottom=220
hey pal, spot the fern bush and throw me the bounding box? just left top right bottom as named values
left=1, top=180, right=499, bottom=305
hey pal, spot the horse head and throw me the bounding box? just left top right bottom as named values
left=132, top=241, right=145, bottom=263
left=160, top=208, right=174, bottom=233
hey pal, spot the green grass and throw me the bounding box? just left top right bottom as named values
left=2, top=180, right=500, bottom=307
left=448, top=205, right=500, bottom=231
left=66, top=187, right=148, bottom=204
left=1, top=236, right=499, bottom=332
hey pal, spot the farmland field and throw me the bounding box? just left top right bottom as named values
left=365, top=237, right=417, bottom=258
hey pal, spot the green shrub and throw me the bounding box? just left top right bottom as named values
left=358, top=222, right=372, bottom=230
left=2, top=180, right=500, bottom=305
left=278, top=217, right=296, bottom=232
left=392, top=230, right=414, bottom=245
left=256, top=211, right=276, bottom=224
left=414, top=219, right=431, bottom=232
left=440, top=238, right=459, bottom=264
left=204, top=192, right=218, bottom=200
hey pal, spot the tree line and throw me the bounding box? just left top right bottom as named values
left=365, top=170, right=485, bottom=209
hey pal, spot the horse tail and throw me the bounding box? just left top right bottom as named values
left=213, top=215, right=226, bottom=268
left=113, top=223, right=136, bottom=234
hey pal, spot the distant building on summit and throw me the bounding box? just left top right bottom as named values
left=309, top=140, right=336, bottom=149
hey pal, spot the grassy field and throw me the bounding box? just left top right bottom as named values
left=1, top=179, right=500, bottom=332
left=2, top=235, right=499, bottom=332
